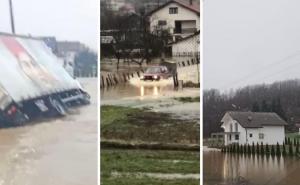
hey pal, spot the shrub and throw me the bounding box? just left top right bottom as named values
left=247, top=144, right=251, bottom=154
left=271, top=145, right=275, bottom=156
left=282, top=143, right=287, bottom=156
left=266, top=144, right=270, bottom=155
left=252, top=143, right=255, bottom=155
left=256, top=142, right=260, bottom=155
left=289, top=144, right=294, bottom=156
left=276, top=142, right=281, bottom=156
left=261, top=142, right=265, bottom=155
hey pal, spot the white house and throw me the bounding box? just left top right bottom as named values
left=170, top=31, right=199, bottom=57
left=148, top=0, right=200, bottom=41
left=220, top=111, right=287, bottom=146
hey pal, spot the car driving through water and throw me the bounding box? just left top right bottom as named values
left=140, top=66, right=172, bottom=81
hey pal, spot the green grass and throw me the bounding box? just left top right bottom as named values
left=101, top=149, right=200, bottom=174
left=174, top=96, right=200, bottom=103
left=286, top=133, right=300, bottom=140
left=101, top=105, right=199, bottom=145
left=101, top=149, right=200, bottom=185
left=101, top=105, right=140, bottom=126
left=100, top=106, right=200, bottom=185
left=101, top=176, right=200, bottom=185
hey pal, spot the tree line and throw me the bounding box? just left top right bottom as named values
left=204, top=79, right=300, bottom=138
left=222, top=137, right=300, bottom=157
left=101, top=1, right=172, bottom=70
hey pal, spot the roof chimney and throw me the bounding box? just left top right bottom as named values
left=189, top=0, right=193, bottom=5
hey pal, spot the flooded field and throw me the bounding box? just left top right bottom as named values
left=204, top=151, right=300, bottom=185
left=101, top=74, right=200, bottom=185
left=0, top=78, right=97, bottom=185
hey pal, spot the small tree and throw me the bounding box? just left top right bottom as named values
left=285, top=137, right=288, bottom=145
left=261, top=142, right=265, bottom=155
left=232, top=144, right=236, bottom=153
left=266, top=144, right=270, bottom=156
left=289, top=144, right=294, bottom=156
left=288, top=138, right=291, bottom=145
left=237, top=144, right=240, bottom=153
left=276, top=142, right=281, bottom=156
left=271, top=145, right=275, bottom=157
left=296, top=143, right=299, bottom=154
left=252, top=143, right=255, bottom=155
left=282, top=143, right=287, bottom=156
left=247, top=144, right=251, bottom=154
left=256, top=142, right=260, bottom=155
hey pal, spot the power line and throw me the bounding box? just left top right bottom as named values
left=219, top=50, right=300, bottom=90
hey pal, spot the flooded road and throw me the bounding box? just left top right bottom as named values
left=0, top=78, right=97, bottom=185
left=101, top=77, right=200, bottom=120
left=204, top=151, right=300, bottom=185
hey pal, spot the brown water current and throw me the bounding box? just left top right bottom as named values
left=0, top=78, right=97, bottom=185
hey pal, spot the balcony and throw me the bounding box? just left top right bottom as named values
left=174, top=28, right=197, bottom=34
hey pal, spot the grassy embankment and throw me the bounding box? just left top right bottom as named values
left=174, top=96, right=200, bottom=103
left=101, top=105, right=200, bottom=185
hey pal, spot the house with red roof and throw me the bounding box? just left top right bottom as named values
left=148, top=0, right=200, bottom=41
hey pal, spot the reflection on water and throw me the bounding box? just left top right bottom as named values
left=204, top=151, right=300, bottom=185
left=101, top=78, right=174, bottom=100
left=140, top=86, right=159, bottom=98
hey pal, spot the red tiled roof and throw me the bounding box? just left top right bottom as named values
left=174, top=0, right=200, bottom=13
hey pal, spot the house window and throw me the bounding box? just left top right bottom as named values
left=235, top=123, right=238, bottom=132
left=235, top=134, right=239, bottom=140
left=158, top=20, right=167, bottom=26
left=229, top=135, right=232, bottom=141
left=230, top=124, right=233, bottom=132
left=169, top=7, right=178, bottom=14
left=259, top=133, right=264, bottom=139
left=249, top=133, right=253, bottom=138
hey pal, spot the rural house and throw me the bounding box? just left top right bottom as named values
left=220, top=111, right=287, bottom=146
left=148, top=0, right=200, bottom=41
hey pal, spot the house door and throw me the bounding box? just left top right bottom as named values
left=175, top=21, right=182, bottom=33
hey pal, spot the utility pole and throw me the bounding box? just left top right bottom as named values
left=9, top=0, right=16, bottom=34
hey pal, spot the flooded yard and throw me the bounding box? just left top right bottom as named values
left=204, top=151, right=300, bottom=185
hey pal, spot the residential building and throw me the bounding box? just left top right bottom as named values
left=148, top=0, right=200, bottom=41
left=220, top=111, right=287, bottom=146
left=40, top=38, right=87, bottom=77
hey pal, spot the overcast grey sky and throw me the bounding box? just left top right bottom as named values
left=0, top=0, right=97, bottom=50
left=204, top=0, right=300, bottom=91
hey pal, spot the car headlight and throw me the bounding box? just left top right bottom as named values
left=153, top=75, right=158, bottom=79
left=140, top=75, right=144, bottom=79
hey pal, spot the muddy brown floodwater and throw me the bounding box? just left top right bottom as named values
left=0, top=78, right=97, bottom=185
left=101, top=77, right=200, bottom=121
left=204, top=151, right=300, bottom=185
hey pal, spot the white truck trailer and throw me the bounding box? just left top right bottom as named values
left=0, top=33, right=90, bottom=126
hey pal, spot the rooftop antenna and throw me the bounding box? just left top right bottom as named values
left=8, top=0, right=16, bottom=34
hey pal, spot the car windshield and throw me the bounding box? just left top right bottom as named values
left=145, top=67, right=161, bottom=74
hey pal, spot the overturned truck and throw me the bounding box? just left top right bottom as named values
left=0, top=33, right=90, bottom=126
